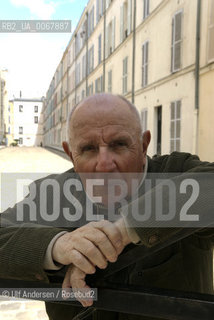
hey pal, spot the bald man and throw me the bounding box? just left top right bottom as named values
left=1, top=93, right=214, bottom=320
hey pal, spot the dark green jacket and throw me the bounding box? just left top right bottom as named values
left=1, top=152, right=214, bottom=320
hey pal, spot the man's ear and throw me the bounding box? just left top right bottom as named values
left=62, top=141, right=74, bottom=163
left=142, top=130, right=151, bottom=155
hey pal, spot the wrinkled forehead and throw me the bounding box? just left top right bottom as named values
left=70, top=96, right=137, bottom=131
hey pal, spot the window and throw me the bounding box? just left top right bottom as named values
left=105, top=17, right=115, bottom=57
left=171, top=11, right=182, bottom=72
left=98, top=34, right=102, bottom=64
left=208, top=0, right=214, bottom=62
left=143, top=0, right=150, bottom=20
left=8, top=105, right=10, bottom=112
left=82, top=90, right=85, bottom=100
left=120, top=0, right=132, bottom=43
left=19, top=105, right=23, bottom=112
left=87, top=83, right=94, bottom=96
left=170, top=100, right=181, bottom=152
left=8, top=126, right=10, bottom=134
left=105, top=0, right=112, bottom=10
left=142, top=41, right=149, bottom=87
left=141, top=109, right=148, bottom=132
left=8, top=115, right=10, bottom=124
left=96, top=0, right=104, bottom=23
left=95, top=75, right=103, bottom=93
left=34, top=116, right=38, bottom=124
left=122, top=57, right=128, bottom=94
left=19, top=126, right=23, bottom=134
left=34, top=105, right=38, bottom=113
left=108, top=70, right=112, bottom=92
left=75, top=63, right=81, bottom=85
left=82, top=54, right=86, bottom=79
left=88, top=6, right=94, bottom=37
left=87, top=45, right=94, bottom=74
left=19, top=137, right=23, bottom=144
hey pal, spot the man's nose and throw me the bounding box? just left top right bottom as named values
left=95, top=147, right=117, bottom=172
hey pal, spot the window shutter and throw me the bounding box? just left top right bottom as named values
left=92, top=45, right=94, bottom=70
left=95, top=79, right=98, bottom=93
left=88, top=11, right=90, bottom=37
left=172, top=11, right=182, bottom=72
left=96, top=0, right=99, bottom=23
left=128, top=0, right=132, bottom=35
left=112, top=17, right=115, bottom=51
left=92, top=6, right=94, bottom=32
left=120, top=5, right=124, bottom=43
left=101, top=0, right=103, bottom=16
left=171, top=17, right=175, bottom=72
left=145, top=41, right=149, bottom=85
left=208, top=0, right=214, bottom=62
left=101, top=75, right=103, bottom=92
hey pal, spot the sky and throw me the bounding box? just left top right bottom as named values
left=0, top=0, right=88, bottom=99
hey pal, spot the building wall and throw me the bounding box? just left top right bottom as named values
left=43, top=0, right=213, bottom=159
left=198, top=0, right=214, bottom=161
left=0, top=70, right=8, bottom=145
left=13, top=99, right=43, bottom=146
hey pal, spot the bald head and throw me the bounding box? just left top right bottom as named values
left=67, top=93, right=142, bottom=148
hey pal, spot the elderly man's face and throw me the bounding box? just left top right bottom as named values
left=65, top=95, right=150, bottom=174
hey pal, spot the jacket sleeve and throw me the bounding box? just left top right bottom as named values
left=120, top=153, right=214, bottom=248
left=0, top=179, right=67, bottom=283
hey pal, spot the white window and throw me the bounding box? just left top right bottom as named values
left=75, top=63, right=81, bottom=85
left=142, top=41, right=149, bottom=87
left=87, top=45, right=94, bottom=74
left=208, top=0, right=214, bottom=62
left=171, top=11, right=182, bottom=72
left=19, top=137, right=23, bottom=144
left=170, top=100, right=181, bottom=152
left=96, top=0, right=104, bottom=23
left=95, top=75, right=103, bottom=93
left=143, top=0, right=150, bottom=20
left=122, top=57, right=128, bottom=94
left=88, top=6, right=94, bottom=37
left=108, top=70, right=112, bottom=92
left=105, top=17, right=115, bottom=58
left=98, top=34, right=102, bottom=64
left=19, top=105, right=23, bottom=112
left=82, top=90, right=85, bottom=100
left=34, top=105, right=38, bottom=113
left=87, top=83, right=94, bottom=96
left=141, top=109, right=148, bottom=132
left=120, top=0, right=132, bottom=43
left=34, top=116, right=38, bottom=124
left=105, top=0, right=112, bottom=9
left=82, top=54, right=86, bottom=79
left=19, top=126, right=23, bottom=134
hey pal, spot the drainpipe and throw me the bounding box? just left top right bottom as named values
left=74, top=33, right=77, bottom=104
left=132, top=0, right=136, bottom=104
left=194, top=0, right=201, bottom=154
left=86, top=12, right=89, bottom=95
left=103, top=1, right=106, bottom=91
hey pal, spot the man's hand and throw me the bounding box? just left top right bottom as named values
left=52, top=220, right=125, bottom=274
left=62, top=265, right=92, bottom=307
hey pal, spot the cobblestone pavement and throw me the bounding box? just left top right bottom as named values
left=0, top=146, right=73, bottom=320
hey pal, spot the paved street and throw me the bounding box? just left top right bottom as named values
left=0, top=146, right=73, bottom=320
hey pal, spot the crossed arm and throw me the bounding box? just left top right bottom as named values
left=52, top=219, right=132, bottom=307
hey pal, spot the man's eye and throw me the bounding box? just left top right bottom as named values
left=81, top=145, right=96, bottom=152
left=111, top=141, right=127, bottom=148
